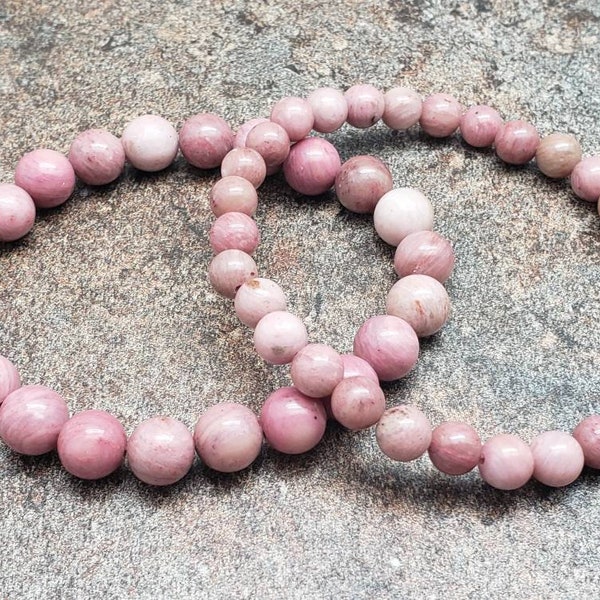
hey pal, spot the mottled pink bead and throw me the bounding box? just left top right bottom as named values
left=210, top=175, right=258, bottom=217
left=531, top=430, right=584, bottom=487
left=234, top=278, right=287, bottom=328
left=220, top=147, right=267, bottom=188
left=382, top=86, right=422, bottom=130
left=376, top=405, right=432, bottom=461
left=245, top=121, right=291, bottom=170
left=253, top=311, right=308, bottom=365
left=394, top=230, right=455, bottom=282
left=68, top=129, right=125, bottom=185
left=307, top=87, right=348, bottom=133
left=270, top=96, right=314, bottom=142
left=478, top=434, right=534, bottom=490
left=570, top=156, right=600, bottom=202
left=57, top=410, right=127, bottom=480
left=194, top=403, right=263, bottom=472
left=260, top=386, right=326, bottom=454
left=353, top=315, right=419, bottom=381
left=208, top=249, right=258, bottom=299
left=460, top=105, right=503, bottom=148
left=573, top=415, right=600, bottom=469
left=290, top=343, right=344, bottom=398
left=0, top=385, right=68, bottom=455
left=420, top=93, right=463, bottom=138
left=0, top=184, right=36, bottom=242
left=331, top=376, right=385, bottom=431
left=428, top=421, right=482, bottom=475
left=14, top=149, right=76, bottom=209
left=234, top=117, right=270, bottom=148
left=121, top=114, right=178, bottom=172
left=209, top=212, right=260, bottom=255
left=494, top=120, right=540, bottom=165
left=341, top=354, right=379, bottom=384
left=334, top=155, right=393, bottom=213
left=535, top=133, right=582, bottom=178
left=345, top=84, right=385, bottom=128
left=0, top=355, right=21, bottom=403
left=283, top=137, right=341, bottom=196
left=179, top=113, right=234, bottom=169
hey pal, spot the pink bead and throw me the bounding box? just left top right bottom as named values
left=283, top=137, right=341, bottom=196
left=535, top=133, right=582, bottom=178
left=420, top=93, right=463, bottom=138
left=478, top=434, right=534, bottom=490
left=0, top=385, right=69, bottom=455
left=331, top=376, right=385, bottom=430
left=573, top=415, right=600, bottom=469
left=179, top=113, right=234, bottom=169
left=194, top=403, right=263, bottom=472
left=394, top=230, right=455, bottom=282
left=353, top=315, right=419, bottom=381
left=234, top=278, right=287, bottom=328
left=494, top=120, right=540, bottom=165
left=127, top=416, right=195, bottom=486
left=0, top=183, right=36, bottom=242
left=245, top=121, right=291, bottom=170
left=341, top=354, right=379, bottom=384
left=570, top=156, right=600, bottom=202
left=14, top=149, right=76, bottom=209
left=290, top=343, right=344, bottom=398
left=334, top=155, right=393, bottom=213
left=0, top=355, right=21, bottom=403
left=121, top=115, right=178, bottom=172
left=209, top=212, right=260, bottom=255
left=382, top=86, right=422, bottom=130
left=345, top=84, right=385, bottom=128
left=307, top=87, right=348, bottom=133
left=234, top=117, right=270, bottom=148
left=270, top=96, right=314, bottom=142
left=220, top=147, right=267, bottom=188
left=260, top=386, right=326, bottom=454
left=531, top=430, right=584, bottom=487
left=428, top=421, right=482, bottom=475
left=210, top=175, right=258, bottom=217
left=376, top=405, right=432, bottom=461
left=253, top=311, right=308, bottom=365
left=460, top=105, right=503, bottom=148
left=208, top=249, right=258, bottom=299
left=68, top=129, right=125, bottom=185
left=57, top=409, right=127, bottom=480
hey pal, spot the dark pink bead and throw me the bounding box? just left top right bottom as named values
left=68, top=129, right=125, bottom=185
left=394, top=230, right=455, bottom=283
left=460, top=105, right=503, bottom=148
left=341, top=354, right=379, bottom=384
left=245, top=122, right=291, bottom=170
left=234, top=117, right=270, bottom=148
left=478, top=434, right=534, bottom=490
left=270, top=96, right=314, bottom=142
left=345, top=84, right=385, bottom=128
left=570, top=156, right=600, bottom=202
left=209, top=212, right=260, bottom=255
left=573, top=415, right=600, bottom=469
left=0, top=355, right=21, bottom=403
left=428, top=421, right=482, bottom=475
left=179, top=113, right=234, bottom=169
left=420, top=93, right=463, bottom=138
left=330, top=376, right=385, bottom=431
left=0, top=183, right=36, bottom=242
left=494, top=120, right=540, bottom=165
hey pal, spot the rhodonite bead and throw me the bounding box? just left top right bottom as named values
left=307, top=87, right=348, bottom=133
left=394, top=230, right=455, bottom=282
left=234, top=278, right=287, bottom=328
left=478, top=434, right=534, bottom=490
left=290, top=343, right=344, bottom=398
left=535, top=133, right=582, bottom=178
left=460, top=105, right=503, bottom=148
left=208, top=249, right=258, bottom=298
left=210, top=175, right=258, bottom=217
left=68, top=129, right=126, bottom=185
left=341, top=354, right=379, bottom=384
left=382, top=86, right=422, bottom=130
left=345, top=84, right=385, bottom=128
left=253, top=311, right=308, bottom=365
left=330, top=376, right=385, bottom=430
left=494, top=120, right=540, bottom=165
left=234, top=117, right=270, bottom=148
left=121, top=114, right=179, bottom=171
left=376, top=405, right=432, bottom=461
left=245, top=121, right=291, bottom=170
left=179, top=113, right=234, bottom=169
left=570, top=156, right=600, bottom=202
left=270, top=96, right=314, bottom=142
left=0, top=184, right=36, bottom=242
left=220, top=147, right=267, bottom=188
left=420, top=93, right=463, bottom=138
left=573, top=415, right=600, bottom=469
left=0, top=355, right=21, bottom=403
left=209, top=212, right=260, bottom=255
left=428, top=421, right=482, bottom=475
left=531, top=430, right=584, bottom=487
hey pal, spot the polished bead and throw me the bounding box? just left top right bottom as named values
left=535, top=133, right=582, bottom=178
left=0, top=184, right=36, bottom=242
left=376, top=405, right=432, bottom=461
left=208, top=249, right=258, bottom=299
left=420, top=93, right=463, bottom=138
left=531, top=430, right=584, bottom=487
left=382, top=87, right=422, bottom=130
left=478, top=434, right=534, bottom=490
left=345, top=84, right=385, bottom=128
left=341, top=354, right=379, bottom=384
left=209, top=212, right=260, bottom=255
left=307, top=87, right=348, bottom=133
left=179, top=113, right=234, bottom=169
left=210, top=175, right=258, bottom=217
left=428, top=421, right=481, bottom=475
left=253, top=311, right=308, bottom=365
left=460, top=105, right=503, bottom=148
left=0, top=355, right=21, bottom=403
left=234, top=278, right=287, bottom=328
left=394, top=230, right=455, bottom=282
left=331, top=376, right=385, bottom=430
left=290, top=343, right=344, bottom=398
left=121, top=115, right=178, bottom=171
left=270, top=96, right=314, bottom=142
left=573, top=415, right=600, bottom=469
left=233, top=117, right=270, bottom=148
left=245, top=121, right=291, bottom=170
left=220, top=147, right=267, bottom=188
left=570, top=156, right=600, bottom=202
left=68, top=129, right=125, bottom=185
left=494, top=120, right=540, bottom=165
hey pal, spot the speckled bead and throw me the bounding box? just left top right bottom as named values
left=376, top=405, right=432, bottom=461
left=68, top=129, right=126, bottom=185
left=478, top=434, right=534, bottom=490
left=0, top=355, right=21, bottom=403
left=570, top=156, right=600, bottom=202
left=0, top=184, right=36, bottom=242
left=234, top=278, right=287, bottom=328
left=179, top=113, right=234, bottom=169
left=535, top=133, right=582, bottom=178
left=382, top=87, right=422, bottom=130
left=420, top=93, right=463, bottom=138
left=253, top=311, right=308, bottom=365
left=208, top=249, right=258, bottom=298
left=494, top=120, right=540, bottom=165
left=345, top=84, right=385, bottom=129
left=394, top=230, right=455, bottom=282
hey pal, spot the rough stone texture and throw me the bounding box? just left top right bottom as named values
left=1, top=1, right=600, bottom=598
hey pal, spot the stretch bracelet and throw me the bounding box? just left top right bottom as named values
left=1, top=84, right=600, bottom=491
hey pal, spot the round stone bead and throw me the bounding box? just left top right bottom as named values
left=376, top=405, right=432, bottom=461
left=210, top=175, right=258, bottom=217
left=382, top=86, right=422, bottom=130
left=245, top=121, right=291, bottom=170
left=373, top=187, right=434, bottom=247
left=478, top=434, right=534, bottom=490
left=68, top=129, right=126, bottom=185
left=253, top=311, right=308, bottom=365
left=14, top=149, right=76, bottom=209
left=179, top=113, right=234, bottom=169
left=460, top=105, right=503, bottom=148
left=386, top=274, right=451, bottom=337
left=270, top=96, right=314, bottom=142
left=573, top=415, right=600, bottom=469
left=208, top=249, right=258, bottom=299
left=428, top=421, right=482, bottom=475
left=394, top=230, right=455, bottom=283
left=121, top=114, right=178, bottom=172
left=290, top=343, right=344, bottom=398
left=570, top=156, right=600, bottom=202
left=57, top=409, right=127, bottom=480
left=220, top=147, right=267, bottom=188
left=341, top=354, right=379, bottom=384
left=0, top=385, right=69, bottom=455
left=331, top=376, right=385, bottom=430
left=234, top=117, right=270, bottom=148
left=0, top=355, right=21, bottom=403
left=494, top=120, right=540, bottom=165
left=307, top=87, right=348, bottom=133
left=260, top=386, right=326, bottom=454
left=0, top=184, right=36, bottom=242
left=535, top=133, right=582, bottom=178
left=531, top=430, right=584, bottom=487
left=420, top=93, right=463, bottom=138
left=334, top=155, right=393, bottom=213
left=353, top=315, right=419, bottom=381
left=127, top=417, right=195, bottom=486
left=194, top=403, right=263, bottom=472
left=344, top=84, right=385, bottom=128
left=209, top=212, right=260, bottom=255
left=234, top=278, right=287, bottom=328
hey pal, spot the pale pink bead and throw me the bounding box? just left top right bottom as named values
left=341, top=354, right=379, bottom=384
left=334, top=155, right=393, bottom=213
left=194, top=403, right=263, bottom=472
left=307, top=87, right=348, bottom=133
left=220, top=147, right=267, bottom=188
left=283, top=137, right=341, bottom=196
left=121, top=114, right=178, bottom=172
left=127, top=416, right=195, bottom=486
left=210, top=175, right=258, bottom=217
left=531, top=430, right=584, bottom=487
left=460, top=105, right=503, bottom=148
left=570, top=156, right=600, bottom=202
left=331, top=376, right=385, bottom=431
left=179, top=113, right=234, bottom=169
left=208, top=249, right=258, bottom=299
left=478, top=434, right=534, bottom=490
left=394, top=230, right=455, bottom=282
left=535, top=133, right=582, bottom=178
left=14, top=149, right=76, bottom=209
left=494, top=120, right=540, bottom=165
left=234, top=278, right=287, bottom=328
left=68, top=129, right=125, bottom=185
left=376, top=405, right=432, bottom=461
left=209, top=212, right=260, bottom=255
left=428, top=421, right=482, bottom=475
left=0, top=355, right=21, bottom=403
left=253, top=311, right=308, bottom=365
left=382, top=86, right=422, bottom=130
left=260, top=386, right=326, bottom=454
left=270, top=96, right=314, bottom=142
left=345, top=84, right=385, bottom=128
left=57, top=409, right=127, bottom=480
left=234, top=117, right=270, bottom=148
left=420, top=93, right=463, bottom=138
left=373, top=187, right=434, bottom=246
left=353, top=315, right=419, bottom=381
left=0, top=385, right=69, bottom=455
left=0, top=183, right=36, bottom=242
left=573, top=415, right=600, bottom=469
left=290, top=343, right=344, bottom=398
left=245, top=121, right=291, bottom=169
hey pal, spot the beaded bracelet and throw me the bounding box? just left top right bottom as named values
left=1, top=84, right=600, bottom=491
